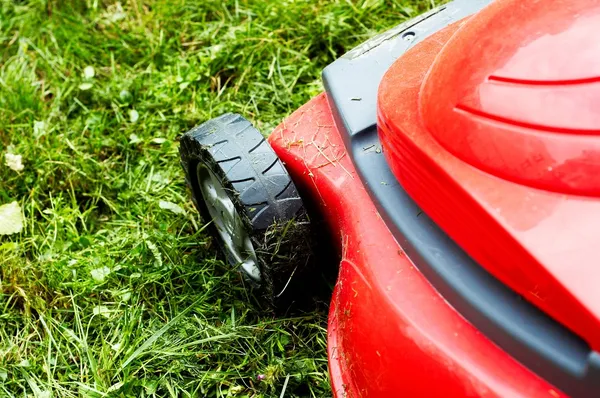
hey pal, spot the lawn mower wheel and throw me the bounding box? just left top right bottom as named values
left=179, top=113, right=311, bottom=308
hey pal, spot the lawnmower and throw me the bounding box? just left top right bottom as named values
left=179, top=0, right=600, bottom=396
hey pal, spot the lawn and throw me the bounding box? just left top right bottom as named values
left=1, top=0, right=434, bottom=396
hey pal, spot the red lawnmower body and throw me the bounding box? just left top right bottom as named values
left=269, top=0, right=600, bottom=396
left=270, top=94, right=562, bottom=397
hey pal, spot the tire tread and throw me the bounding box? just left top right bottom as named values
left=181, top=113, right=302, bottom=230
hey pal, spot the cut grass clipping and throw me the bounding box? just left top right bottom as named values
left=1, top=0, right=435, bottom=396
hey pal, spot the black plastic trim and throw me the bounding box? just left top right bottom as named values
left=322, top=1, right=600, bottom=397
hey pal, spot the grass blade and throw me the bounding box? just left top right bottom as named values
left=118, top=299, right=200, bottom=371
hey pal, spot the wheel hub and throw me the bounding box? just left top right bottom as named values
left=196, top=163, right=261, bottom=282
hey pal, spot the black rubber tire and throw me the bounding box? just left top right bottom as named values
left=179, top=113, right=312, bottom=308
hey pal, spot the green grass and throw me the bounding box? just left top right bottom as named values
left=1, top=0, right=434, bottom=396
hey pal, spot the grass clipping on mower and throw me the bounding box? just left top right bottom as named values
left=253, top=214, right=313, bottom=309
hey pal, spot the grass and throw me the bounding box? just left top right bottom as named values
left=1, top=0, right=435, bottom=396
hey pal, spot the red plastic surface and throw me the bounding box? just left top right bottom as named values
left=269, top=94, right=564, bottom=397
left=378, top=0, right=600, bottom=350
